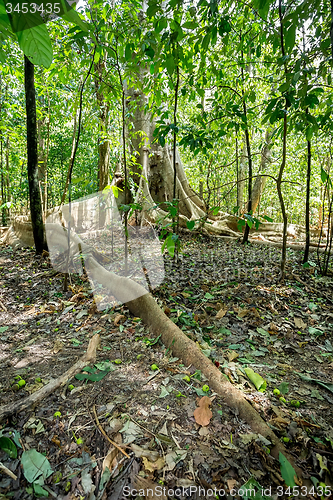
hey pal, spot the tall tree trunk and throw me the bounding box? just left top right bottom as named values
left=277, top=0, right=289, bottom=281
left=250, top=129, right=272, bottom=214
left=237, top=139, right=246, bottom=214
left=61, top=101, right=78, bottom=205
left=303, top=114, right=311, bottom=264
left=0, top=138, right=7, bottom=226
left=94, top=59, right=110, bottom=191
left=24, top=55, right=47, bottom=253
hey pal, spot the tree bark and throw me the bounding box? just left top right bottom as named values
left=24, top=55, right=47, bottom=253
left=277, top=0, right=289, bottom=281
left=303, top=120, right=311, bottom=264
left=94, top=59, right=110, bottom=191
left=251, top=129, right=272, bottom=214
left=237, top=139, right=246, bottom=214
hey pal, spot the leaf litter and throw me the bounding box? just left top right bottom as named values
left=0, top=236, right=332, bottom=498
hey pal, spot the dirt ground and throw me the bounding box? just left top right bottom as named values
left=0, top=235, right=332, bottom=500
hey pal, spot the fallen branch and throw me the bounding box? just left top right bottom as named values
left=0, top=334, right=100, bottom=422
left=92, top=404, right=130, bottom=459
left=0, top=462, right=17, bottom=480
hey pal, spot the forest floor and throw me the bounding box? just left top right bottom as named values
left=0, top=235, right=333, bottom=500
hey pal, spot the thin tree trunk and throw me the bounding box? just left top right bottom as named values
left=60, top=101, right=78, bottom=205
left=330, top=0, right=333, bottom=61
left=237, top=139, right=246, bottom=214
left=173, top=64, right=179, bottom=202
left=277, top=0, right=289, bottom=281
left=303, top=113, right=311, bottom=264
left=94, top=59, right=110, bottom=191
left=24, top=55, right=47, bottom=253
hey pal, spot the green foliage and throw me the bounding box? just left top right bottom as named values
left=279, top=452, right=297, bottom=487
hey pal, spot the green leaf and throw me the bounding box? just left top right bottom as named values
left=59, top=0, right=88, bottom=32
left=204, top=292, right=214, bottom=300
left=186, top=220, right=195, bottom=230
left=252, top=0, right=270, bottom=19
left=75, top=368, right=111, bottom=382
left=279, top=453, right=297, bottom=487
left=0, top=437, right=17, bottom=458
left=202, top=32, right=210, bottom=50
left=165, top=55, right=175, bottom=76
left=33, top=482, right=49, bottom=497
left=111, top=185, right=120, bottom=198
left=165, top=234, right=176, bottom=258
left=16, top=22, right=53, bottom=68
left=21, top=449, right=53, bottom=484
left=321, top=167, right=329, bottom=183
left=0, top=326, right=9, bottom=333
left=263, top=215, right=273, bottom=222
left=285, top=24, right=296, bottom=53
left=297, top=373, right=333, bottom=393
left=278, top=382, right=289, bottom=395
left=244, top=367, right=267, bottom=392
left=237, top=219, right=246, bottom=231
left=0, top=0, right=11, bottom=31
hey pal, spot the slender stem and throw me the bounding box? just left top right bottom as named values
left=64, top=46, right=95, bottom=291
left=303, top=108, right=311, bottom=264
left=173, top=64, right=179, bottom=202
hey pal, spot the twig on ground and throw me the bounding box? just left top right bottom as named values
left=92, top=404, right=130, bottom=459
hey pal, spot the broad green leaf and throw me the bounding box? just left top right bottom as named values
left=278, top=382, right=289, bottom=395
left=159, top=386, right=171, bottom=398
left=33, top=482, right=49, bottom=497
left=244, top=367, right=267, bottom=392
left=252, top=0, right=270, bottom=19
left=59, top=0, right=88, bottom=31
left=279, top=453, right=297, bottom=487
left=75, top=368, right=111, bottom=381
left=0, top=326, right=9, bottom=333
left=308, top=326, right=323, bottom=336
left=0, top=0, right=12, bottom=35
left=296, top=373, right=333, bottom=394
left=21, top=449, right=53, bottom=484
left=111, top=185, right=120, bottom=198
left=202, top=32, right=210, bottom=51
left=186, top=220, right=195, bottom=230
left=16, top=22, right=53, bottom=67
left=166, top=234, right=176, bottom=257
left=285, top=24, right=296, bottom=53
left=240, top=477, right=271, bottom=499
left=0, top=436, right=17, bottom=458
left=165, top=55, right=175, bottom=76
left=321, top=167, right=329, bottom=183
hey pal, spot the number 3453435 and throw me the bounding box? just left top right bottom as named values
left=6, top=3, right=61, bottom=14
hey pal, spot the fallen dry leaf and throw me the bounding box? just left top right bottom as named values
left=102, top=432, right=123, bottom=473
left=237, top=308, right=249, bottom=318
left=216, top=307, right=228, bottom=319
left=294, top=317, right=307, bottom=329
left=131, top=443, right=160, bottom=462
left=53, top=340, right=63, bottom=353
left=227, top=479, right=237, bottom=491
left=193, top=396, right=212, bottom=427
left=142, top=456, right=165, bottom=472
left=114, top=314, right=125, bottom=326
left=227, top=350, right=239, bottom=362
